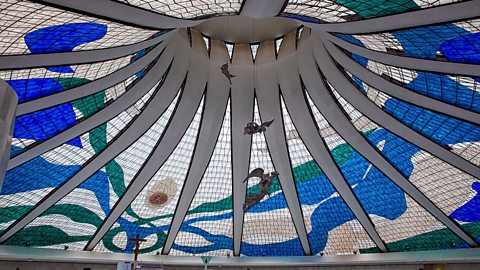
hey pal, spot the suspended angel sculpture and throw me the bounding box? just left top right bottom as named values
left=220, top=63, right=236, bottom=84
left=244, top=119, right=274, bottom=135
left=243, top=168, right=279, bottom=212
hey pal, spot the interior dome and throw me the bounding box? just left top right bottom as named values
left=0, top=0, right=479, bottom=261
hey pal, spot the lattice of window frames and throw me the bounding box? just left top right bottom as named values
left=306, top=88, right=467, bottom=252
left=305, top=91, right=379, bottom=254
left=9, top=73, right=160, bottom=157
left=116, top=0, right=242, bottom=19
left=240, top=99, right=303, bottom=256
left=342, top=19, right=480, bottom=62
left=1, top=55, right=134, bottom=103
left=354, top=59, right=480, bottom=114
left=5, top=48, right=158, bottom=106
left=281, top=95, right=377, bottom=255
left=0, top=0, right=157, bottom=55
left=283, top=0, right=460, bottom=23
left=8, top=46, right=168, bottom=155
left=94, top=97, right=204, bottom=253
left=343, top=67, right=480, bottom=168
left=0, top=86, right=176, bottom=240
left=10, top=90, right=181, bottom=251
left=171, top=100, right=233, bottom=256
left=328, top=83, right=480, bottom=241
left=282, top=0, right=357, bottom=23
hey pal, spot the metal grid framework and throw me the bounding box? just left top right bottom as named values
left=282, top=96, right=377, bottom=255
left=343, top=65, right=480, bottom=164
left=0, top=0, right=157, bottom=55
left=331, top=77, right=480, bottom=236
left=344, top=61, right=480, bottom=166
left=0, top=81, right=160, bottom=235
left=0, top=55, right=132, bottom=103
left=10, top=79, right=138, bottom=156
left=238, top=99, right=302, bottom=256
left=282, top=0, right=460, bottom=23
left=321, top=86, right=468, bottom=252
left=342, top=19, right=480, bottom=61
left=116, top=0, right=242, bottom=19
left=94, top=97, right=204, bottom=254
left=6, top=52, right=154, bottom=154
left=171, top=100, right=233, bottom=256
left=0, top=0, right=479, bottom=258
left=5, top=89, right=181, bottom=251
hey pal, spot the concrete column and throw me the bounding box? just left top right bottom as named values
left=0, top=79, right=17, bottom=192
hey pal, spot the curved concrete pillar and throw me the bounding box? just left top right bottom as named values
left=0, top=80, right=17, bottom=192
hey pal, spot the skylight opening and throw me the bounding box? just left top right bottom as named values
left=275, top=37, right=283, bottom=56
left=250, top=43, right=259, bottom=61
left=202, top=35, right=210, bottom=53
left=225, top=42, right=234, bottom=61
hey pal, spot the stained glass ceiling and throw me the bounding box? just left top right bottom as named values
left=0, top=0, right=479, bottom=258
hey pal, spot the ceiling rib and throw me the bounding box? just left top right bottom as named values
left=1, top=0, right=478, bottom=256
left=323, top=39, right=480, bottom=126
left=17, top=40, right=167, bottom=116
left=240, top=0, right=287, bottom=18
left=229, top=43, right=255, bottom=256
left=7, top=37, right=181, bottom=170
left=0, top=81, right=16, bottom=191
left=85, top=31, right=210, bottom=251
left=255, top=39, right=311, bottom=255
left=0, top=31, right=171, bottom=70
left=162, top=40, right=230, bottom=255
left=33, top=0, right=202, bottom=29
left=84, top=88, right=205, bottom=251
left=325, top=33, right=480, bottom=78
left=282, top=32, right=387, bottom=252
left=312, top=35, right=480, bottom=185
left=305, top=0, right=480, bottom=34
left=0, top=62, right=184, bottom=245
left=302, top=37, right=478, bottom=247
left=301, top=55, right=478, bottom=248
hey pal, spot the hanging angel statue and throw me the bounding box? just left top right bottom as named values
left=243, top=119, right=274, bottom=135
left=243, top=168, right=279, bottom=212
left=220, top=63, right=236, bottom=84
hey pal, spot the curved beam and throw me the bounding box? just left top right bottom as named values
left=312, top=35, right=480, bottom=182
left=0, top=31, right=171, bottom=70
left=0, top=80, right=17, bottom=192
left=302, top=35, right=478, bottom=247
left=229, top=43, right=254, bottom=256
left=322, top=39, right=480, bottom=126
left=7, top=33, right=183, bottom=170
left=17, top=40, right=167, bottom=116
left=85, top=31, right=209, bottom=251
left=281, top=31, right=387, bottom=252
left=33, top=0, right=202, bottom=30
left=325, top=32, right=480, bottom=78
left=240, top=0, right=287, bottom=18
left=162, top=39, right=230, bottom=255
left=305, top=0, right=480, bottom=34
left=255, top=40, right=311, bottom=255
left=0, top=58, right=185, bottom=245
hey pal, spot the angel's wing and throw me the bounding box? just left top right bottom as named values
left=243, top=168, right=264, bottom=182
left=261, top=119, right=274, bottom=128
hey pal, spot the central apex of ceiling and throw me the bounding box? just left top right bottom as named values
left=193, top=16, right=301, bottom=44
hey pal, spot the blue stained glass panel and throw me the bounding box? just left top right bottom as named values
left=13, top=104, right=81, bottom=148
left=25, top=23, right=107, bottom=73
